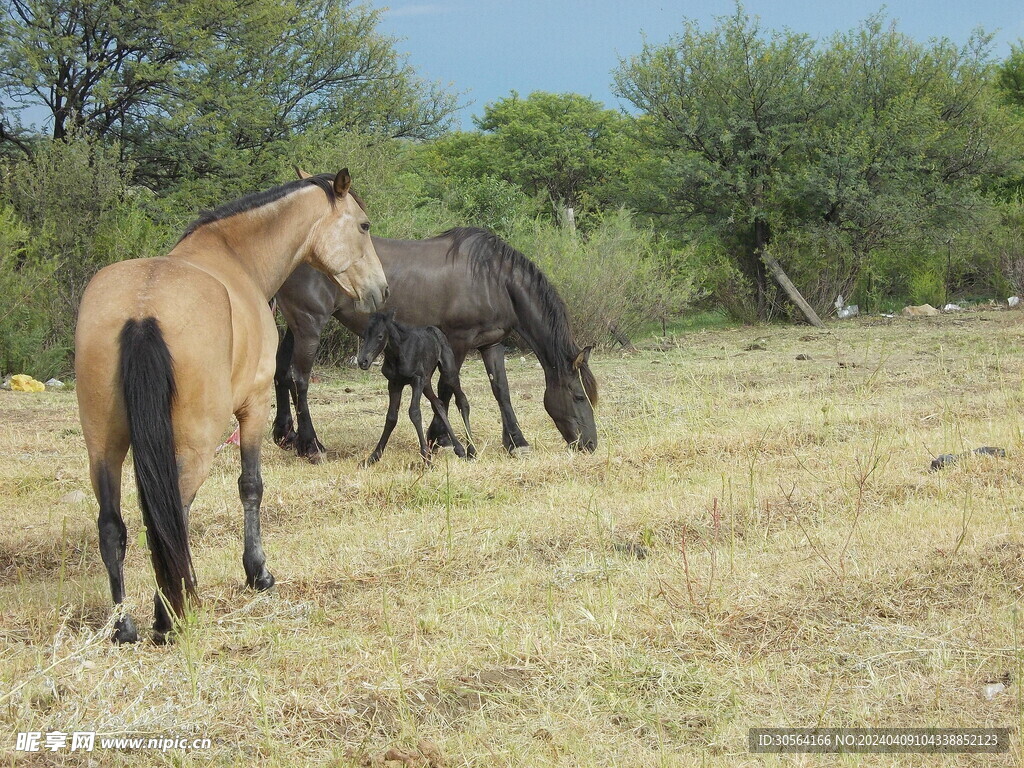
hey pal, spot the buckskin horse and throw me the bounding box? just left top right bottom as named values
left=75, top=170, right=387, bottom=643
left=274, top=228, right=598, bottom=461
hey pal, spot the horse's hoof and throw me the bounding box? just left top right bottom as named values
left=466, top=446, right=477, bottom=460
left=112, top=616, right=139, bottom=644
left=509, top=445, right=532, bottom=458
left=297, top=438, right=327, bottom=463
left=152, top=628, right=174, bottom=646
left=248, top=570, right=276, bottom=591
left=273, top=419, right=297, bottom=449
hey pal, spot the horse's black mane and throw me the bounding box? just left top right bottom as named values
left=178, top=174, right=339, bottom=243
left=442, top=227, right=597, bottom=402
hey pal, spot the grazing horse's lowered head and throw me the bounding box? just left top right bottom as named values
left=543, top=345, right=598, bottom=452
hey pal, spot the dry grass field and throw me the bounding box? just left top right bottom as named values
left=2, top=307, right=1024, bottom=766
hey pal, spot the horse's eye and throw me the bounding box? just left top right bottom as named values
left=574, top=394, right=586, bottom=403
left=361, top=222, right=371, bottom=233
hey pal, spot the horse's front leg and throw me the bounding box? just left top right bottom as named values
left=480, top=343, right=530, bottom=455
left=272, top=327, right=297, bottom=449
left=363, top=378, right=403, bottom=466
left=238, top=407, right=275, bottom=591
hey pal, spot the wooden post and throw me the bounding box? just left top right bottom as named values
left=562, top=206, right=576, bottom=233
left=760, top=249, right=825, bottom=328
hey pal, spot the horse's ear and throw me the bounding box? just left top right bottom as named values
left=295, top=166, right=312, bottom=180
left=573, top=346, right=593, bottom=370
left=385, top=308, right=396, bottom=321
left=334, top=168, right=352, bottom=197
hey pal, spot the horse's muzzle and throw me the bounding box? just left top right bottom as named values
left=357, top=284, right=389, bottom=314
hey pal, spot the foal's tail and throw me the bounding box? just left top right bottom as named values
left=431, top=327, right=459, bottom=383
left=119, top=317, right=196, bottom=619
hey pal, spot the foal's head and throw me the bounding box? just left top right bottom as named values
left=306, top=169, right=388, bottom=313
left=357, top=310, right=396, bottom=370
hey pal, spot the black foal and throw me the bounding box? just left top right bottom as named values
left=357, top=310, right=475, bottom=465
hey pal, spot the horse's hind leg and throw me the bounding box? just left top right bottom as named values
left=424, top=379, right=467, bottom=459
left=290, top=320, right=329, bottom=462
left=448, top=376, right=476, bottom=459
left=409, top=377, right=434, bottom=464
left=91, top=453, right=138, bottom=643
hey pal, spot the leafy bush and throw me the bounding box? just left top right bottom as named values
left=509, top=209, right=696, bottom=346
left=0, top=205, right=66, bottom=378
left=0, top=135, right=171, bottom=376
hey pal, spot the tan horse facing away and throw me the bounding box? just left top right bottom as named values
left=75, top=170, right=388, bottom=643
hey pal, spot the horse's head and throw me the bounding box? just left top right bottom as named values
left=307, top=169, right=388, bottom=313
left=357, top=310, right=394, bottom=370
left=543, top=346, right=598, bottom=452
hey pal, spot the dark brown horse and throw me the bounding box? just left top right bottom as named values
left=273, top=228, right=598, bottom=461
left=75, top=170, right=387, bottom=643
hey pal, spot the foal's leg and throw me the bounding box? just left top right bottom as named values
left=92, top=453, right=138, bottom=644
left=409, top=376, right=432, bottom=464
left=449, top=376, right=476, bottom=459
left=237, top=405, right=275, bottom=592
left=480, top=343, right=530, bottom=455
left=363, top=378, right=404, bottom=466
left=423, top=379, right=467, bottom=459
left=427, top=349, right=466, bottom=449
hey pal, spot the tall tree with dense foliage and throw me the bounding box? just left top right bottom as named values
left=614, top=9, right=823, bottom=316
left=615, top=7, right=1018, bottom=319
left=0, top=0, right=456, bottom=184
left=474, top=91, right=633, bottom=222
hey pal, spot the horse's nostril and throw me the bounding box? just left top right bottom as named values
left=382, top=286, right=390, bottom=303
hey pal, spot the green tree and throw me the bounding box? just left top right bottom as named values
left=0, top=0, right=457, bottom=184
left=614, top=8, right=823, bottom=316
left=474, top=91, right=633, bottom=222
left=615, top=7, right=1017, bottom=319
left=996, top=43, right=1024, bottom=109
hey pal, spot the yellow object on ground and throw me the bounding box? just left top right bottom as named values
left=10, top=374, right=45, bottom=392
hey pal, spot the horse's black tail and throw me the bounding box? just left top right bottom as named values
left=119, top=317, right=196, bottom=619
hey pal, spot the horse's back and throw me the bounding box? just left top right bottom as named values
left=349, top=235, right=516, bottom=350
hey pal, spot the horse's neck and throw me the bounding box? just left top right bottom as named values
left=507, top=279, right=569, bottom=376
left=386, top=321, right=408, bottom=350
left=171, top=190, right=322, bottom=299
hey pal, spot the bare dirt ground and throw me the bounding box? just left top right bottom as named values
left=2, top=307, right=1022, bottom=766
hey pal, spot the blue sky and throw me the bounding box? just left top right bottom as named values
left=377, top=0, right=1024, bottom=130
